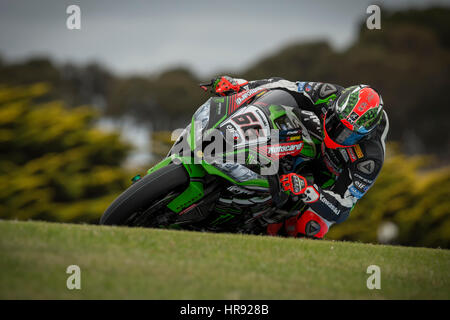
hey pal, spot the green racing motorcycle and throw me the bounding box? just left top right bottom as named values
left=100, top=88, right=319, bottom=234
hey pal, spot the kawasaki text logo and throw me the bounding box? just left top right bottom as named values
left=320, top=195, right=341, bottom=215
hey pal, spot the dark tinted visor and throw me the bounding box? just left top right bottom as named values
left=324, top=113, right=365, bottom=146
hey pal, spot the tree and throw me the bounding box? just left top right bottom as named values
left=0, top=83, right=132, bottom=222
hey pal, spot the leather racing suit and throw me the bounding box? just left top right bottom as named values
left=211, top=76, right=389, bottom=239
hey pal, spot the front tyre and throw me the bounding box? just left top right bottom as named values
left=100, top=163, right=189, bottom=226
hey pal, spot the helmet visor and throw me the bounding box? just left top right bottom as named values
left=323, top=113, right=365, bottom=148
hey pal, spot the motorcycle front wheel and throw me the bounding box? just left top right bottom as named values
left=100, top=163, right=189, bottom=226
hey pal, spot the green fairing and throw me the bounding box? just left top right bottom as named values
left=314, top=94, right=336, bottom=106
left=147, top=100, right=320, bottom=214
left=167, top=161, right=269, bottom=213
left=300, top=142, right=315, bottom=158
left=167, top=181, right=204, bottom=212
left=147, top=155, right=269, bottom=213
left=210, top=97, right=228, bottom=129
left=166, top=160, right=206, bottom=212
left=269, top=105, right=287, bottom=127
left=146, top=156, right=206, bottom=213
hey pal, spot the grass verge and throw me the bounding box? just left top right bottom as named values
left=0, top=220, right=449, bottom=299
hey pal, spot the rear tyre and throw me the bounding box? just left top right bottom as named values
left=100, top=163, right=189, bottom=226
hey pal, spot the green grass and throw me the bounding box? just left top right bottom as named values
left=0, top=220, right=449, bottom=299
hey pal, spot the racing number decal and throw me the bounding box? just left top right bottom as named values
left=232, top=112, right=262, bottom=137
left=232, top=112, right=258, bottom=125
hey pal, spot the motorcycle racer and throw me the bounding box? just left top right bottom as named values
left=208, top=76, right=389, bottom=239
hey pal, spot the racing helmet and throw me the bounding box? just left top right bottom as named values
left=323, top=85, right=383, bottom=149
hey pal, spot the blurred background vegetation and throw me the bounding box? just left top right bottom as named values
left=0, top=7, right=449, bottom=248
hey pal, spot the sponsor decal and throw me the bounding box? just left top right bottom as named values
left=235, top=88, right=262, bottom=105
left=305, top=84, right=312, bottom=92
left=255, top=91, right=266, bottom=98
left=346, top=147, right=357, bottom=162
left=297, top=82, right=306, bottom=92
left=320, top=194, right=341, bottom=215
left=268, top=143, right=303, bottom=154
left=259, top=142, right=303, bottom=159
left=225, top=124, right=241, bottom=141
left=287, top=135, right=301, bottom=141
left=354, top=144, right=364, bottom=158
left=349, top=185, right=364, bottom=199
left=285, top=129, right=302, bottom=136
left=354, top=180, right=369, bottom=192
left=357, top=159, right=375, bottom=175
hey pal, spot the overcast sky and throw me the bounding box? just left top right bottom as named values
left=0, top=0, right=449, bottom=77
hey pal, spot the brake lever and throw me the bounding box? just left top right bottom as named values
left=199, top=79, right=214, bottom=92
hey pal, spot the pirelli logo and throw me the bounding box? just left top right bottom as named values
left=354, top=144, right=364, bottom=159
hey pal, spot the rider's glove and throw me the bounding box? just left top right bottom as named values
left=280, top=173, right=307, bottom=195
left=212, top=76, right=248, bottom=96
